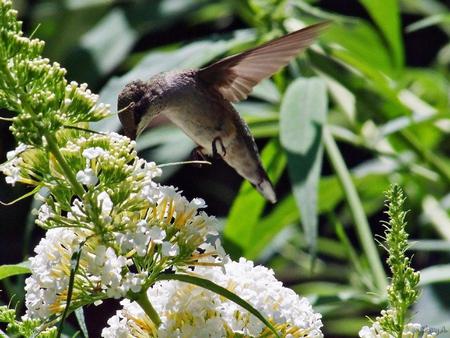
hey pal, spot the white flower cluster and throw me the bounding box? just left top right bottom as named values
left=1, top=143, right=28, bottom=186
left=27, top=183, right=222, bottom=319
left=102, top=258, right=323, bottom=338
left=25, top=133, right=224, bottom=320
left=24, top=227, right=149, bottom=319
left=359, top=321, right=437, bottom=338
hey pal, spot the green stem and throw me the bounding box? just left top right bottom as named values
left=323, top=127, right=388, bottom=293
left=135, top=292, right=161, bottom=328
left=44, top=132, right=85, bottom=197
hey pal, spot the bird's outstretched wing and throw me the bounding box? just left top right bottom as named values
left=198, top=21, right=329, bottom=103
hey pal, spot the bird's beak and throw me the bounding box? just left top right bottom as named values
left=118, top=103, right=137, bottom=140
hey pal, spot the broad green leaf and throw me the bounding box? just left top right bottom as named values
left=77, top=8, right=137, bottom=75
left=223, top=140, right=286, bottom=258
left=359, top=0, right=404, bottom=69
left=0, top=262, right=30, bottom=280
left=291, top=0, right=348, bottom=22
left=236, top=102, right=278, bottom=122
left=309, top=50, right=409, bottom=120
left=280, top=77, right=327, bottom=253
left=156, top=273, right=280, bottom=338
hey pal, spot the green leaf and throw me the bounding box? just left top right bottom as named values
left=0, top=262, right=31, bottom=280
left=419, top=265, right=450, bottom=286
left=406, top=13, right=450, bottom=33
left=422, top=195, right=450, bottom=241
left=323, top=20, right=394, bottom=74
left=156, top=273, right=280, bottom=338
left=223, top=140, right=286, bottom=258
left=251, top=79, right=281, bottom=103
left=280, top=77, right=327, bottom=253
left=359, top=0, right=404, bottom=69
left=77, top=8, right=137, bottom=76
left=246, top=196, right=299, bottom=259
left=409, top=240, right=450, bottom=252
left=75, top=307, right=89, bottom=338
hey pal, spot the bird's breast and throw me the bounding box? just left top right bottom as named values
left=160, top=85, right=236, bottom=154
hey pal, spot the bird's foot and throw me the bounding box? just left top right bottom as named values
left=191, top=146, right=207, bottom=167
left=212, top=137, right=226, bottom=158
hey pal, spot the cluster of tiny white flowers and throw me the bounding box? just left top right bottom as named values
left=24, top=131, right=225, bottom=320
left=24, top=227, right=152, bottom=319
left=24, top=228, right=85, bottom=319
left=359, top=321, right=437, bottom=338
left=102, top=258, right=324, bottom=338
left=75, top=145, right=110, bottom=186
left=1, top=143, right=28, bottom=186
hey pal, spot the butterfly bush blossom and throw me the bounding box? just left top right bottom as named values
left=102, top=258, right=323, bottom=338
left=18, top=133, right=222, bottom=320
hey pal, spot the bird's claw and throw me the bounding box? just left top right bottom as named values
left=191, top=146, right=207, bottom=167
left=212, top=137, right=226, bottom=158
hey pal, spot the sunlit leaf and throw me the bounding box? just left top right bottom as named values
left=422, top=195, right=450, bottom=241
left=75, top=307, right=89, bottom=338
left=406, top=13, right=450, bottom=32
left=359, top=0, right=404, bottom=69
left=223, top=140, right=286, bottom=258
left=323, top=20, right=393, bottom=73
left=409, top=240, right=450, bottom=252
left=0, top=262, right=31, bottom=280
left=419, top=264, right=450, bottom=285
left=280, top=77, right=327, bottom=253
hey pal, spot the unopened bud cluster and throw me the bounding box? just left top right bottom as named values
left=0, top=1, right=109, bottom=146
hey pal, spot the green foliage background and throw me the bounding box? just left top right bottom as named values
left=1, top=0, right=449, bottom=336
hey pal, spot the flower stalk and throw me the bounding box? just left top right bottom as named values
left=134, top=291, right=162, bottom=328
left=44, top=132, right=85, bottom=197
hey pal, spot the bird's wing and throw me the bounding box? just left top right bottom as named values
left=198, top=21, right=329, bottom=103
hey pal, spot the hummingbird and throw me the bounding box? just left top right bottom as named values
left=118, top=22, right=329, bottom=203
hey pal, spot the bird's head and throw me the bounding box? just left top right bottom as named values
left=117, top=80, right=149, bottom=140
